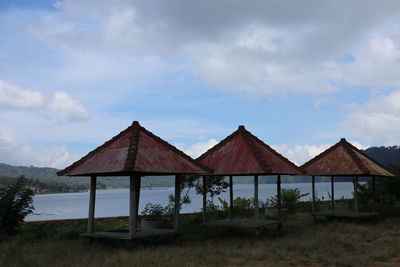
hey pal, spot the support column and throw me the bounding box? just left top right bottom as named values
left=354, top=176, right=359, bottom=212
left=254, top=175, right=259, bottom=219
left=229, top=176, right=234, bottom=220
left=87, top=175, right=96, bottom=234
left=277, top=175, right=282, bottom=232
left=202, top=176, right=207, bottom=225
left=136, top=177, right=141, bottom=215
left=174, top=175, right=181, bottom=231
left=331, top=176, right=335, bottom=211
left=312, top=175, right=316, bottom=216
left=129, top=174, right=141, bottom=239
left=372, top=176, right=376, bottom=213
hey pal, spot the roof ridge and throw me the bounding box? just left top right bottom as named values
left=249, top=131, right=303, bottom=174
left=300, top=139, right=343, bottom=172
left=123, top=121, right=141, bottom=171
left=196, top=126, right=242, bottom=161
left=57, top=125, right=133, bottom=176
left=242, top=129, right=272, bottom=173
left=342, top=140, right=370, bottom=175
left=139, top=123, right=213, bottom=173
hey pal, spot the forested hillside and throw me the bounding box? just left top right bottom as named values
left=363, top=146, right=400, bottom=166
left=0, top=163, right=179, bottom=192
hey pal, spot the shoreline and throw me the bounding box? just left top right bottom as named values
left=34, top=180, right=365, bottom=195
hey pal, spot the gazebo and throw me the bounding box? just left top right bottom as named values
left=57, top=121, right=210, bottom=239
left=196, top=125, right=302, bottom=233
left=301, top=138, right=394, bottom=220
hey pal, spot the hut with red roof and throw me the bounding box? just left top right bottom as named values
left=58, top=121, right=210, bottom=239
left=301, top=138, right=394, bottom=219
left=197, top=125, right=302, bottom=232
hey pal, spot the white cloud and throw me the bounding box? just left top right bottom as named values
left=344, top=90, right=400, bottom=145
left=273, top=141, right=367, bottom=166
left=49, top=91, right=90, bottom=121
left=0, top=123, right=79, bottom=168
left=26, top=0, right=400, bottom=97
left=0, top=80, right=90, bottom=121
left=0, top=80, right=44, bottom=109
left=272, top=144, right=331, bottom=166
left=175, top=139, right=218, bottom=159
left=329, top=33, right=400, bottom=89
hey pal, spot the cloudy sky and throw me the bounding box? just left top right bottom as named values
left=1, top=0, right=400, bottom=168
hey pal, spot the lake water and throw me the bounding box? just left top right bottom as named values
left=27, top=182, right=358, bottom=221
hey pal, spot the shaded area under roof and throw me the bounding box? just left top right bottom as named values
left=196, top=126, right=302, bottom=176
left=58, top=121, right=210, bottom=176
left=301, top=138, right=394, bottom=177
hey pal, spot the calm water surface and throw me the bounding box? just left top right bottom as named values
left=27, top=182, right=358, bottom=221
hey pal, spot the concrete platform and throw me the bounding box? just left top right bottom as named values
left=204, top=218, right=280, bottom=230
left=314, top=211, right=379, bottom=219
left=81, top=228, right=179, bottom=240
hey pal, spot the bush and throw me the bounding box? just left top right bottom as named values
left=266, top=188, right=309, bottom=213
left=141, top=202, right=173, bottom=217
left=0, top=176, right=34, bottom=236
left=218, top=197, right=254, bottom=217
left=357, top=164, right=400, bottom=207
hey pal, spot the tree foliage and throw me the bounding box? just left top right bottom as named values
left=358, top=163, right=400, bottom=206
left=195, top=176, right=229, bottom=203
left=0, top=176, right=34, bottom=236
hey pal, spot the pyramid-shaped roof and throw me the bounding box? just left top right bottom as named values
left=58, top=121, right=210, bottom=176
left=196, top=126, right=302, bottom=176
left=301, top=138, right=394, bottom=177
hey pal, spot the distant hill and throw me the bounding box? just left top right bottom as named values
left=0, top=163, right=176, bottom=192
left=362, top=146, right=400, bottom=166
left=0, top=163, right=60, bottom=180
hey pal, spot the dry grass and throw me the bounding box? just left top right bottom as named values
left=1, top=214, right=400, bottom=267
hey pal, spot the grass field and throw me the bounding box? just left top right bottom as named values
left=1, top=213, right=400, bottom=267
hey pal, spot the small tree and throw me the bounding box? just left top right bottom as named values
left=195, top=176, right=229, bottom=204
left=168, top=175, right=199, bottom=209
left=0, top=176, right=34, bottom=235
left=168, top=175, right=229, bottom=209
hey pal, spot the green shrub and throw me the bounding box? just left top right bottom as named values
left=141, top=202, right=174, bottom=217
left=266, top=188, right=309, bottom=213
left=358, top=165, right=400, bottom=206
left=0, top=176, right=34, bottom=236
left=218, top=197, right=254, bottom=217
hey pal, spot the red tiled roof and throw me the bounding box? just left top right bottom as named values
left=57, top=121, right=211, bottom=176
left=301, top=138, right=394, bottom=177
left=196, top=126, right=302, bottom=175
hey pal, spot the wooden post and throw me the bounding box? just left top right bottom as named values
left=174, top=175, right=181, bottom=231
left=277, top=175, right=282, bottom=232
left=229, top=176, right=234, bottom=220
left=202, top=176, right=207, bottom=225
left=254, top=175, right=259, bottom=219
left=87, top=175, right=96, bottom=233
left=312, top=175, right=316, bottom=216
left=372, top=176, right=376, bottom=213
left=354, top=176, right=359, bottom=212
left=129, top=174, right=141, bottom=238
left=136, top=176, right=141, bottom=214
left=331, top=176, right=335, bottom=211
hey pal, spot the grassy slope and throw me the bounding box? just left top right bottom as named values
left=1, top=213, right=400, bottom=266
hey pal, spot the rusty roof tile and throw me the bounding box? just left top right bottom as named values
left=301, top=138, right=395, bottom=177
left=57, top=121, right=211, bottom=176
left=196, top=125, right=302, bottom=175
